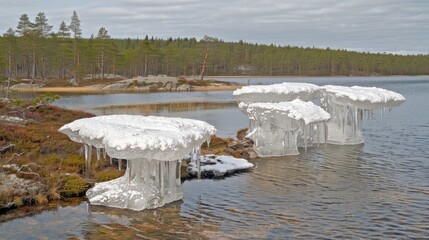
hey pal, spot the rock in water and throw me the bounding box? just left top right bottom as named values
left=187, top=155, right=254, bottom=178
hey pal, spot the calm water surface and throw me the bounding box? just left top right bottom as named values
left=1, top=76, right=429, bottom=239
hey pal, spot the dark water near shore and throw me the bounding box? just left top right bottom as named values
left=1, top=76, right=429, bottom=239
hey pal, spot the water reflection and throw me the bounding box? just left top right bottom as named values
left=92, top=101, right=238, bottom=115
left=91, top=101, right=248, bottom=137
left=85, top=202, right=220, bottom=239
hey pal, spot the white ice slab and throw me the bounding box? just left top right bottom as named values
left=322, top=85, right=405, bottom=109
left=59, top=115, right=216, bottom=161
left=247, top=99, right=331, bottom=125
left=233, top=82, right=322, bottom=104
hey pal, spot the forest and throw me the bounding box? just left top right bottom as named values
left=1, top=11, right=429, bottom=84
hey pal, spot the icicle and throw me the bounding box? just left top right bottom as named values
left=176, top=160, right=181, bottom=187
left=206, top=138, right=211, bottom=149
left=102, top=148, right=106, bottom=160
left=196, top=147, right=201, bottom=180
left=354, top=107, right=357, bottom=135
left=316, top=123, right=320, bottom=147
left=342, top=106, right=346, bottom=137
left=84, top=144, right=92, bottom=176
left=109, top=155, right=113, bottom=165
left=160, top=161, right=164, bottom=197
left=360, top=109, right=363, bottom=121
left=324, top=122, right=328, bottom=147
left=118, top=159, right=122, bottom=170
left=128, top=160, right=132, bottom=184
left=303, top=122, right=307, bottom=154
left=282, top=131, right=286, bottom=147
left=96, top=147, right=101, bottom=161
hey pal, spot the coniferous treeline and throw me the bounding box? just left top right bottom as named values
left=1, top=11, right=429, bottom=84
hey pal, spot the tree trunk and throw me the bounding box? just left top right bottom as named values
left=31, top=43, right=36, bottom=83
left=6, top=50, right=12, bottom=99
left=73, top=39, right=79, bottom=84
left=41, top=54, right=46, bottom=81
left=200, top=49, right=208, bottom=81
left=101, top=51, right=104, bottom=79
left=144, top=53, right=148, bottom=76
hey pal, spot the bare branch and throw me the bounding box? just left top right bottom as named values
left=17, top=163, right=40, bottom=178
left=0, top=144, right=15, bottom=154
left=3, top=152, right=23, bottom=165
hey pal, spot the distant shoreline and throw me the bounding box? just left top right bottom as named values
left=209, top=75, right=429, bottom=78
left=9, top=75, right=429, bottom=94
left=11, top=84, right=242, bottom=94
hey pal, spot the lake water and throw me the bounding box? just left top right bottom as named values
left=1, top=76, right=429, bottom=239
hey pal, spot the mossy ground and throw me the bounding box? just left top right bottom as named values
left=0, top=100, right=96, bottom=212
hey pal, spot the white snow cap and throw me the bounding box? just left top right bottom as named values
left=233, top=82, right=322, bottom=103
left=247, top=99, right=331, bottom=125
left=59, top=115, right=216, bottom=160
left=322, top=85, right=406, bottom=109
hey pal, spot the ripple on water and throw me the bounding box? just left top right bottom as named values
left=1, top=77, right=429, bottom=238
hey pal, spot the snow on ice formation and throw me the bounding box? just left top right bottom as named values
left=233, top=82, right=322, bottom=106
left=246, top=99, right=331, bottom=156
left=59, top=115, right=216, bottom=211
left=187, top=154, right=254, bottom=178
left=321, top=85, right=405, bottom=145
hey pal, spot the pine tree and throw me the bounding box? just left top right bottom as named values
left=33, top=12, right=52, bottom=81
left=96, top=27, right=110, bottom=79
left=57, top=21, right=71, bottom=79
left=16, top=13, right=33, bottom=79
left=69, top=10, right=82, bottom=85
left=2, top=28, right=16, bottom=99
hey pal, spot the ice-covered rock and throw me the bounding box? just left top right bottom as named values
left=187, top=154, right=254, bottom=178
left=321, top=85, right=405, bottom=145
left=59, top=115, right=216, bottom=161
left=233, top=82, right=322, bottom=106
left=246, top=99, right=331, bottom=156
left=59, top=115, right=216, bottom=210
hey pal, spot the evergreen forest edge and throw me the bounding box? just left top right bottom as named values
left=1, top=11, right=429, bottom=85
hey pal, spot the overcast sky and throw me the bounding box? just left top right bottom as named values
left=0, top=0, right=428, bottom=54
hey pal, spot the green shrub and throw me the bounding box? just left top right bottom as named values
left=59, top=175, right=89, bottom=197
left=95, top=168, right=124, bottom=182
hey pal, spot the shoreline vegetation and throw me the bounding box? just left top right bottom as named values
left=0, top=97, right=254, bottom=221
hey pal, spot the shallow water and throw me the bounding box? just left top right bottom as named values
left=1, top=76, right=429, bottom=239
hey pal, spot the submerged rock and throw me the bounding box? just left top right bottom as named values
left=186, top=155, right=254, bottom=179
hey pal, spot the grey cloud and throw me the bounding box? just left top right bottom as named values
left=0, top=0, right=428, bottom=53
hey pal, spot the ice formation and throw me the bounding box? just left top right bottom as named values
left=59, top=115, right=216, bottom=210
left=187, top=154, right=254, bottom=178
left=245, top=99, right=331, bottom=156
left=233, top=82, right=322, bottom=106
left=321, top=85, right=405, bottom=145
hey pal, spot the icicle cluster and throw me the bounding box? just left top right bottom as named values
left=246, top=100, right=330, bottom=156
left=321, top=85, right=405, bottom=145
left=235, top=82, right=405, bottom=155
left=59, top=115, right=216, bottom=211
